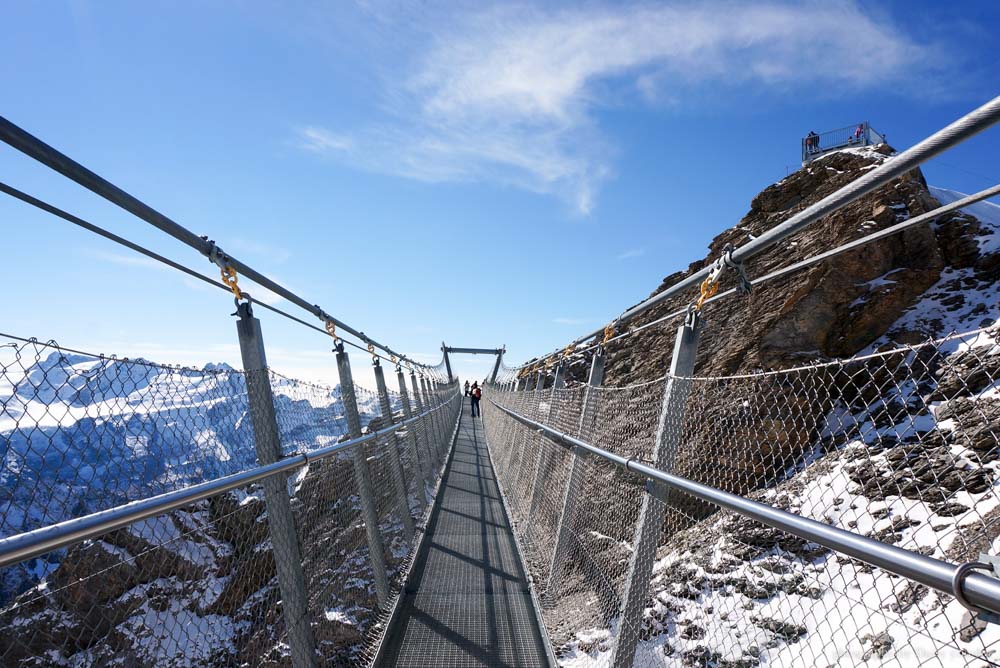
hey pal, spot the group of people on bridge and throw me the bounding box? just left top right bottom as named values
left=464, top=380, right=482, bottom=417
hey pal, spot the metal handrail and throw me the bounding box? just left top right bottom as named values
left=0, top=390, right=461, bottom=569
left=488, top=399, right=1000, bottom=617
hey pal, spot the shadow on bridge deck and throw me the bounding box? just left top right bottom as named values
left=377, top=414, right=551, bottom=667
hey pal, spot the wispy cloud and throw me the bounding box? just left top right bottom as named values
left=298, top=1, right=940, bottom=213
left=617, top=248, right=644, bottom=260
left=297, top=126, right=354, bottom=154
left=228, top=237, right=292, bottom=265
left=552, top=317, right=591, bottom=326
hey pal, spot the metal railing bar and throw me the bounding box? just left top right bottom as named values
left=0, top=116, right=436, bottom=373
left=0, top=392, right=460, bottom=570
left=515, top=94, right=1000, bottom=370
left=489, top=400, right=1000, bottom=617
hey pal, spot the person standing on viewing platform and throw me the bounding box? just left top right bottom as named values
left=806, top=131, right=819, bottom=154
left=470, top=382, right=482, bottom=417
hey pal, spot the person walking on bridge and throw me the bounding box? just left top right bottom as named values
left=470, top=382, right=482, bottom=418
left=464, top=380, right=470, bottom=397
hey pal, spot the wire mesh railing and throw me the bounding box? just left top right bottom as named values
left=485, top=323, right=1000, bottom=667
left=0, top=335, right=462, bottom=667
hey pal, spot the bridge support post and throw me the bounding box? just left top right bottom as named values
left=421, top=376, right=443, bottom=465
left=610, top=314, right=701, bottom=668
left=398, top=366, right=433, bottom=496
left=431, top=379, right=449, bottom=459
left=410, top=372, right=435, bottom=473
left=527, top=362, right=565, bottom=539
left=234, top=303, right=317, bottom=668
left=546, top=348, right=605, bottom=602
left=442, top=343, right=454, bottom=383
left=335, top=342, right=391, bottom=609
left=489, top=349, right=503, bottom=385
left=373, top=359, right=416, bottom=543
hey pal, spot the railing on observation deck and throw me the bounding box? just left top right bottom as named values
left=802, top=121, right=886, bottom=164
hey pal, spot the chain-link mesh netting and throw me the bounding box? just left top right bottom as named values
left=485, top=325, right=1000, bottom=666
left=0, top=335, right=461, bottom=667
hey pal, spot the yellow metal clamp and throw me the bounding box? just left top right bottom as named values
left=219, top=266, right=243, bottom=301
left=695, top=275, right=720, bottom=312
left=325, top=320, right=339, bottom=342
left=602, top=323, right=616, bottom=346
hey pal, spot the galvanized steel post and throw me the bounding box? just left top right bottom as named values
left=373, top=359, right=416, bottom=543
left=397, top=366, right=433, bottom=493
left=546, top=349, right=604, bottom=601
left=527, top=363, right=565, bottom=531
left=410, top=371, right=435, bottom=471
left=489, top=350, right=503, bottom=385
left=424, top=377, right=445, bottom=461
left=418, top=377, right=436, bottom=459
left=442, top=343, right=454, bottom=383
left=235, top=303, right=316, bottom=668
left=611, top=315, right=701, bottom=668
left=335, top=342, right=391, bottom=609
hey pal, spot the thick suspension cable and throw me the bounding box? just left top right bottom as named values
left=0, top=180, right=444, bottom=376
left=0, top=115, right=433, bottom=372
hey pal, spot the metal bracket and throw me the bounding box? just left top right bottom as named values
left=721, top=242, right=753, bottom=296
left=952, top=553, right=1000, bottom=624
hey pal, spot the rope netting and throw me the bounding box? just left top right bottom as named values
left=0, top=336, right=461, bottom=667
left=485, top=325, right=1000, bottom=666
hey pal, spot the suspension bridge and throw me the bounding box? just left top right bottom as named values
left=1, top=95, right=1000, bottom=667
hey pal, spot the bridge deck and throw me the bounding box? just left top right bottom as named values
left=379, top=413, right=550, bottom=667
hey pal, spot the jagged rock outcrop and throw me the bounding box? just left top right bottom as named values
left=580, top=146, right=993, bottom=385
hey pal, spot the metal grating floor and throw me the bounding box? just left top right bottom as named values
left=378, top=415, right=551, bottom=667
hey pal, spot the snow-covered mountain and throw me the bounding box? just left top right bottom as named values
left=0, top=349, right=388, bottom=605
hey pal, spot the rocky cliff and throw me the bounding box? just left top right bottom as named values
left=549, top=145, right=998, bottom=387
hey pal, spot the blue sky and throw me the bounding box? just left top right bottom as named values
left=2, top=1, right=999, bottom=389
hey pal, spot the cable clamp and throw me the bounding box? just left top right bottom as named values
left=206, top=240, right=228, bottom=270
left=602, top=323, right=616, bottom=346
left=684, top=303, right=700, bottom=330
left=952, top=553, right=1000, bottom=624
left=721, top=243, right=752, bottom=296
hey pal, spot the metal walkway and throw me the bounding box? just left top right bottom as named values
left=378, top=413, right=551, bottom=667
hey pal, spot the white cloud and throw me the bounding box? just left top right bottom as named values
left=298, top=126, right=354, bottom=153
left=617, top=248, right=644, bottom=260
left=299, top=1, right=936, bottom=213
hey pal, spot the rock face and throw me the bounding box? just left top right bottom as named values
left=584, top=146, right=991, bottom=385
